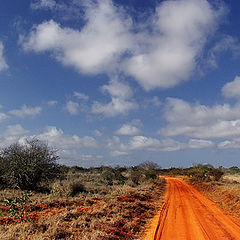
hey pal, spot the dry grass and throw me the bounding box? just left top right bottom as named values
left=0, top=168, right=166, bottom=240
left=193, top=174, right=240, bottom=222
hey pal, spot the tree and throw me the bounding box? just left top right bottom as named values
left=0, top=139, right=60, bottom=191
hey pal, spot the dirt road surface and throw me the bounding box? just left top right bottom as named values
left=144, top=177, right=240, bottom=240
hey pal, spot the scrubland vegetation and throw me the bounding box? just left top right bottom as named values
left=1, top=139, right=240, bottom=239
left=163, top=164, right=240, bottom=222
left=0, top=140, right=166, bottom=240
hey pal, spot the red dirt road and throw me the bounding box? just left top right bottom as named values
left=144, top=177, right=240, bottom=240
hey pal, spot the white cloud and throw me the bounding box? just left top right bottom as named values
left=31, top=0, right=56, bottom=10
left=149, top=96, right=162, bottom=107
left=9, top=105, right=42, bottom=118
left=92, top=99, right=137, bottom=117
left=108, top=135, right=215, bottom=155
left=222, top=76, right=240, bottom=99
left=188, top=139, right=214, bottom=149
left=0, top=42, right=8, bottom=71
left=4, top=124, right=29, bottom=137
left=0, top=112, right=9, bottom=121
left=111, top=150, right=129, bottom=157
left=47, top=100, right=57, bottom=106
left=24, top=0, right=132, bottom=74
left=0, top=125, right=100, bottom=165
left=160, top=97, right=240, bottom=139
left=125, top=0, right=223, bottom=90
left=0, top=125, right=98, bottom=151
left=93, top=130, right=102, bottom=137
left=101, top=79, right=133, bottom=99
left=35, top=126, right=98, bottom=149
left=60, top=150, right=104, bottom=166
left=92, top=80, right=138, bottom=117
left=218, top=140, right=240, bottom=149
left=74, top=91, right=89, bottom=101
left=65, top=100, right=79, bottom=115
left=207, top=35, right=240, bottom=68
left=115, top=124, right=141, bottom=136
left=142, top=96, right=162, bottom=108
left=24, top=0, right=224, bottom=91
left=0, top=124, right=29, bottom=148
left=128, top=136, right=183, bottom=152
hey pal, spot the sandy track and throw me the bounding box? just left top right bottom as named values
left=144, top=177, right=240, bottom=240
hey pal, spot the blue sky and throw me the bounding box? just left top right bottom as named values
left=1, top=0, right=240, bottom=168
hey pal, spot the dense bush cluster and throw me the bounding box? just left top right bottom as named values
left=0, top=139, right=60, bottom=191
left=160, top=164, right=224, bottom=182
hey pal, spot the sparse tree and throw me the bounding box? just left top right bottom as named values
left=0, top=139, right=60, bottom=191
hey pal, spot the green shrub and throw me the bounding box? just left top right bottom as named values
left=188, top=164, right=224, bottom=182
left=4, top=191, right=32, bottom=222
left=0, top=139, right=60, bottom=191
left=209, top=168, right=224, bottom=181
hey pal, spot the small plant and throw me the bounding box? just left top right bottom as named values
left=4, top=191, right=32, bottom=222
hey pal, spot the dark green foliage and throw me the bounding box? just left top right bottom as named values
left=187, top=164, right=224, bottom=182
left=228, top=166, right=240, bottom=174
left=0, top=156, right=5, bottom=189
left=101, top=166, right=127, bottom=185
left=70, top=182, right=86, bottom=196
left=0, top=139, right=60, bottom=191
left=130, top=166, right=143, bottom=185
left=209, top=168, right=224, bottom=181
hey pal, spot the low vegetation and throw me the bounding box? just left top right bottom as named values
left=1, top=139, right=240, bottom=239
left=163, top=164, right=240, bottom=222
left=0, top=140, right=166, bottom=240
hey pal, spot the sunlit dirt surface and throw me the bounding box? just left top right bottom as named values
left=144, top=177, right=240, bottom=240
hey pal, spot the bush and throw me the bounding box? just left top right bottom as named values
left=209, top=168, right=224, bottom=181
left=51, top=180, right=86, bottom=197
left=101, top=167, right=127, bottom=185
left=188, top=164, right=224, bottom=182
left=0, top=139, right=60, bottom=191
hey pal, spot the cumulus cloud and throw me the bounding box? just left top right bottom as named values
left=115, top=124, right=141, bottom=136
left=24, top=0, right=224, bottom=91
left=24, top=0, right=132, bottom=74
left=108, top=135, right=215, bottom=155
left=0, top=125, right=98, bottom=152
left=0, top=124, right=101, bottom=167
left=222, top=76, right=240, bottom=99
left=160, top=97, right=240, bottom=139
left=35, top=126, right=98, bottom=149
left=4, top=124, right=29, bottom=136
left=65, top=100, right=79, bottom=115
left=9, top=105, right=42, bottom=118
left=0, top=42, right=8, bottom=71
left=0, top=124, right=29, bottom=148
left=92, top=80, right=138, bottom=117
left=74, top=91, right=89, bottom=101
left=124, top=0, right=223, bottom=90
